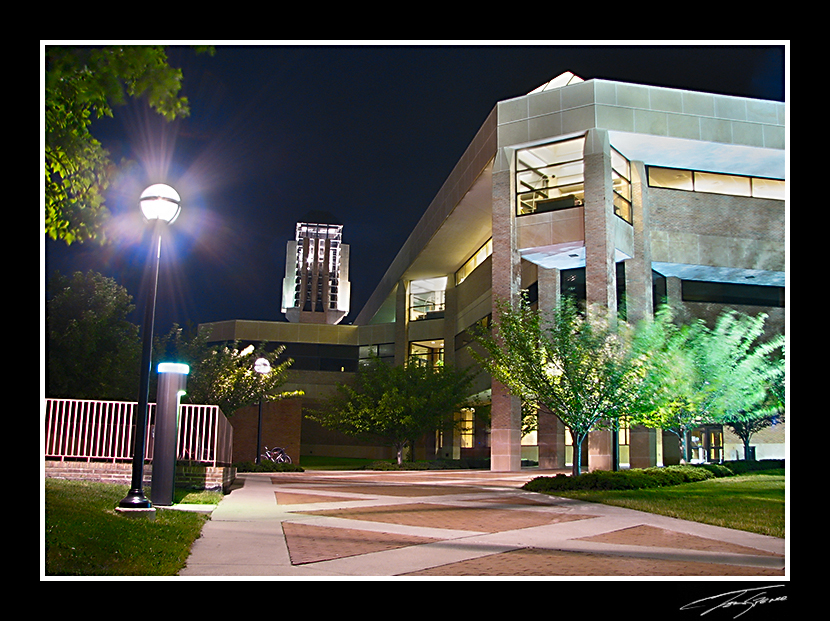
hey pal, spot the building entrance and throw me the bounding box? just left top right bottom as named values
left=689, top=425, right=724, bottom=463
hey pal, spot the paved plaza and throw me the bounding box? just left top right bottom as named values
left=179, top=470, right=785, bottom=578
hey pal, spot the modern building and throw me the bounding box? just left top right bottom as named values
left=202, top=71, right=786, bottom=470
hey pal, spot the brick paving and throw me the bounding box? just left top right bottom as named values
left=181, top=470, right=785, bottom=577
left=271, top=471, right=783, bottom=577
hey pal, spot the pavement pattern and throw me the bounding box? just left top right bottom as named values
left=178, top=470, right=785, bottom=578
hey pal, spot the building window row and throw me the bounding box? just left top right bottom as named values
left=647, top=166, right=785, bottom=200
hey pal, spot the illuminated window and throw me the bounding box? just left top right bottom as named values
left=409, top=340, right=444, bottom=367
left=459, top=408, right=475, bottom=448
left=648, top=166, right=784, bottom=200
left=409, top=277, right=447, bottom=321
left=456, top=239, right=493, bottom=285
left=516, top=137, right=585, bottom=216
left=611, top=147, right=633, bottom=224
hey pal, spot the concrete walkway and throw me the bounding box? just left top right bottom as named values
left=178, top=470, right=785, bottom=577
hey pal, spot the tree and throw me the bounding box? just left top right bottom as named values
left=312, top=357, right=478, bottom=465
left=154, top=324, right=300, bottom=416
left=45, top=46, right=211, bottom=244
left=46, top=270, right=141, bottom=400
left=469, top=296, right=646, bottom=475
left=631, top=307, right=785, bottom=462
left=629, top=306, right=713, bottom=462
left=691, top=311, right=785, bottom=460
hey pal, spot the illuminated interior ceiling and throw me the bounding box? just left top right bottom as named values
left=520, top=243, right=631, bottom=271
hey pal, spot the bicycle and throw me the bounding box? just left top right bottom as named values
left=261, top=446, right=292, bottom=464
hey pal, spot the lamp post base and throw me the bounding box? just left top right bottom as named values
left=118, top=488, right=153, bottom=510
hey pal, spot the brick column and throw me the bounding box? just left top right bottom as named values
left=536, top=266, right=563, bottom=468
left=537, top=406, right=566, bottom=469
left=490, top=166, right=522, bottom=472
left=583, top=128, right=616, bottom=471
left=582, top=128, right=617, bottom=315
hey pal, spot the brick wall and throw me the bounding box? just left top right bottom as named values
left=44, top=460, right=236, bottom=492
left=229, top=398, right=303, bottom=463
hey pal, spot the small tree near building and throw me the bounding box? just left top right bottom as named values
left=470, top=296, right=647, bottom=476
left=312, top=356, right=478, bottom=465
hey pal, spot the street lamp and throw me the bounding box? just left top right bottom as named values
left=254, top=357, right=271, bottom=465
left=118, top=184, right=181, bottom=512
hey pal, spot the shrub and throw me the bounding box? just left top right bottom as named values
left=722, top=459, right=785, bottom=475
left=235, top=461, right=304, bottom=473
left=364, top=460, right=433, bottom=471
left=522, top=463, right=723, bottom=493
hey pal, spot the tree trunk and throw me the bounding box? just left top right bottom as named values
left=572, top=435, right=585, bottom=476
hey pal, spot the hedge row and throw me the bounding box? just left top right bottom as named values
left=234, top=461, right=305, bottom=473
left=522, top=459, right=784, bottom=493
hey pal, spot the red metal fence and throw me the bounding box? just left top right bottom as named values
left=44, top=398, right=233, bottom=467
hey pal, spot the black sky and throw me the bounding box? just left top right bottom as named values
left=42, top=43, right=786, bottom=335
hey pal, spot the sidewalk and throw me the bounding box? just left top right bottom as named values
left=178, top=470, right=785, bottom=577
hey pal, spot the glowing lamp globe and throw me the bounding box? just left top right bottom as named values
left=140, top=184, right=182, bottom=224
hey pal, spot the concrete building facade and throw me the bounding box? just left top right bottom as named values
left=203, top=72, right=786, bottom=471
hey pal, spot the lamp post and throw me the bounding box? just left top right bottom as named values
left=118, top=184, right=181, bottom=512
left=254, top=357, right=271, bottom=464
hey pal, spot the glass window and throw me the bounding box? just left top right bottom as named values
left=694, top=172, right=752, bottom=197
left=409, top=277, right=447, bottom=321
left=611, top=147, right=633, bottom=224
left=459, top=409, right=474, bottom=448
left=752, top=177, right=785, bottom=200
left=648, top=167, right=694, bottom=191
left=409, top=340, right=444, bottom=367
left=456, top=239, right=492, bottom=285
left=516, top=137, right=585, bottom=216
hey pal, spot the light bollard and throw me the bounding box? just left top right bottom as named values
left=150, top=363, right=189, bottom=506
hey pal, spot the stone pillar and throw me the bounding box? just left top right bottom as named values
left=537, top=406, right=566, bottom=469
left=490, top=166, right=522, bottom=472
left=665, top=276, right=689, bottom=323
left=629, top=425, right=657, bottom=469
left=625, top=161, right=654, bottom=325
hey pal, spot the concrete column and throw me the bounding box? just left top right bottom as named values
left=443, top=275, right=457, bottom=367
left=490, top=166, right=522, bottom=472
left=625, top=161, right=654, bottom=325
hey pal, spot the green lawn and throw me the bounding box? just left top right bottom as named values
left=44, top=479, right=214, bottom=576
left=546, top=470, right=785, bottom=538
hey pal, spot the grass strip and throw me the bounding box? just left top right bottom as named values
left=45, top=479, right=212, bottom=576
left=545, top=471, right=784, bottom=538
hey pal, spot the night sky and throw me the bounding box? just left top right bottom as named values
left=42, top=43, right=786, bottom=335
